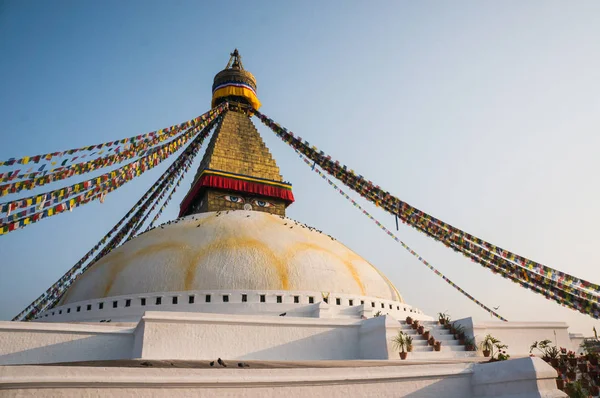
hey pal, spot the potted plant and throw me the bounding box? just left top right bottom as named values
left=590, top=385, right=600, bottom=395
left=428, top=336, right=436, bottom=346
left=559, top=347, right=567, bottom=359
left=566, top=369, right=577, bottom=381
left=567, top=350, right=577, bottom=367
left=578, top=361, right=588, bottom=373
left=556, top=376, right=565, bottom=390
left=423, top=329, right=430, bottom=341
left=464, top=336, right=476, bottom=352
left=566, top=380, right=589, bottom=398
left=444, top=315, right=452, bottom=329
left=412, top=320, right=420, bottom=330
left=434, top=341, right=442, bottom=352
left=406, top=335, right=413, bottom=353
left=547, top=346, right=560, bottom=368
left=558, top=359, right=567, bottom=374
left=588, top=352, right=599, bottom=366
left=452, top=323, right=463, bottom=339
left=405, top=316, right=413, bottom=325
left=438, top=312, right=447, bottom=325
left=530, top=340, right=553, bottom=362
left=391, top=331, right=408, bottom=360
left=480, top=334, right=498, bottom=358
left=417, top=325, right=425, bottom=335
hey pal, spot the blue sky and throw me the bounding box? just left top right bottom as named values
left=1, top=1, right=600, bottom=334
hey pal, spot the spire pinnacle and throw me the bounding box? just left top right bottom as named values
left=226, top=49, right=244, bottom=70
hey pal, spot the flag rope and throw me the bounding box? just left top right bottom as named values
left=252, top=107, right=600, bottom=319
left=295, top=150, right=508, bottom=321
left=13, top=112, right=223, bottom=320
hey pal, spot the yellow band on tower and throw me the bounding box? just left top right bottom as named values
left=212, top=85, right=261, bottom=110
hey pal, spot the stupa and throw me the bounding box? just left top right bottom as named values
left=0, top=51, right=575, bottom=398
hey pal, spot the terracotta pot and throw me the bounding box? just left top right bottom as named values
left=551, top=358, right=559, bottom=367
left=483, top=350, right=490, bottom=358
left=578, top=363, right=588, bottom=373
left=556, top=379, right=565, bottom=390
left=423, top=331, right=430, bottom=340
left=428, top=337, right=435, bottom=346
left=566, top=371, right=576, bottom=381
left=417, top=326, right=424, bottom=335
left=434, top=342, right=442, bottom=352
left=400, top=352, right=407, bottom=360
left=568, top=358, right=577, bottom=366
left=412, top=322, right=419, bottom=330
left=406, top=317, right=413, bottom=325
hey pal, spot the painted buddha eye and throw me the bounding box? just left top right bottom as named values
left=223, top=195, right=245, bottom=204
left=253, top=199, right=273, bottom=208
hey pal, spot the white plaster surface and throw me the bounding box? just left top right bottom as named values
left=0, top=357, right=566, bottom=397
left=38, top=289, right=430, bottom=323
left=0, top=321, right=134, bottom=365
left=134, top=311, right=362, bottom=360
left=59, top=211, right=403, bottom=304
left=455, top=318, right=574, bottom=356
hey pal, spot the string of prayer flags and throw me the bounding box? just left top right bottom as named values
left=0, top=105, right=225, bottom=220
left=0, top=105, right=226, bottom=167
left=253, top=107, right=600, bottom=319
left=0, top=106, right=224, bottom=193
left=295, top=150, right=507, bottom=321
left=14, top=113, right=222, bottom=321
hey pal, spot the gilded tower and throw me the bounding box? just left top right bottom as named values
left=179, top=50, right=294, bottom=217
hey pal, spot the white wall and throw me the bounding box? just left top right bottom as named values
left=133, top=311, right=362, bottom=360
left=0, top=321, right=134, bottom=365
left=454, top=317, right=574, bottom=356
left=0, top=357, right=565, bottom=398
left=37, top=289, right=432, bottom=324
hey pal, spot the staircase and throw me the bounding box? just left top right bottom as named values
left=401, top=320, right=479, bottom=360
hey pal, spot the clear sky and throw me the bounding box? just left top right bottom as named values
left=1, top=1, right=600, bottom=335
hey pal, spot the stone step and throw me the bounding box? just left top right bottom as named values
left=433, top=334, right=459, bottom=341
left=405, top=351, right=479, bottom=360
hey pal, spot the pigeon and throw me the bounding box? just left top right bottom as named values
left=210, top=361, right=215, bottom=367
left=493, top=306, right=500, bottom=310
left=279, top=312, right=286, bottom=317
left=217, top=358, right=227, bottom=367
left=238, top=362, right=250, bottom=368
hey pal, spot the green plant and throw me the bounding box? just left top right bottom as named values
left=391, top=331, right=407, bottom=353
left=405, top=335, right=413, bottom=352
left=566, top=380, right=589, bottom=398
left=452, top=323, right=465, bottom=338
left=374, top=311, right=382, bottom=317
left=464, top=336, right=476, bottom=351
left=546, top=346, right=560, bottom=360
left=480, top=334, right=508, bottom=361
left=529, top=339, right=553, bottom=359
left=438, top=312, right=449, bottom=325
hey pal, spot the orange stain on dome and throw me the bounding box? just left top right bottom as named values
left=183, top=236, right=289, bottom=290
left=283, top=241, right=366, bottom=296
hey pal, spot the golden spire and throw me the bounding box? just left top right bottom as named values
left=180, top=51, right=293, bottom=217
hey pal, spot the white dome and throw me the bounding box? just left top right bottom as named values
left=59, top=211, right=402, bottom=304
